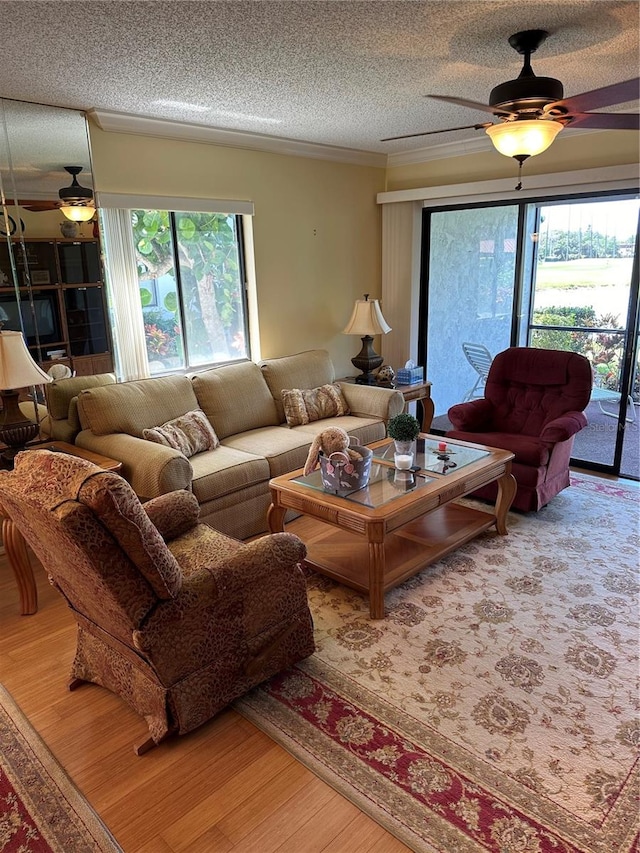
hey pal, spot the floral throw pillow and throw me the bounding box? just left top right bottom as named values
left=281, top=384, right=350, bottom=427
left=143, top=410, right=219, bottom=457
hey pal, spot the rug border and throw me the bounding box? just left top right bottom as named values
left=0, top=683, right=122, bottom=853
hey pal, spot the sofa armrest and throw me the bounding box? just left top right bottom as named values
left=540, top=411, right=588, bottom=444
left=338, top=383, right=404, bottom=420
left=448, top=399, right=494, bottom=431
left=74, top=430, right=193, bottom=498
left=143, top=490, right=200, bottom=541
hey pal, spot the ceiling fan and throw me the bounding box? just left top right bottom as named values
left=382, top=29, right=639, bottom=187
left=14, top=167, right=95, bottom=220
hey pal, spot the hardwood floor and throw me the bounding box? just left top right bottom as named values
left=0, top=528, right=410, bottom=853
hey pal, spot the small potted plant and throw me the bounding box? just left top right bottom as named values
left=387, top=412, right=420, bottom=456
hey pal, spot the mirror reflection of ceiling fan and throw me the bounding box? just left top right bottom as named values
left=382, top=29, right=639, bottom=188
left=14, top=166, right=95, bottom=220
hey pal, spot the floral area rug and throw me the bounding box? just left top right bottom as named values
left=0, top=684, right=122, bottom=853
left=236, top=475, right=640, bottom=853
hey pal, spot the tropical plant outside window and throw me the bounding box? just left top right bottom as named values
left=131, top=210, right=248, bottom=374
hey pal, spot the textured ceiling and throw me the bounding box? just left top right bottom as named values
left=0, top=0, right=638, bottom=180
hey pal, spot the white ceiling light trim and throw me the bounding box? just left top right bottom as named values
left=96, top=192, right=254, bottom=216
left=90, top=110, right=387, bottom=168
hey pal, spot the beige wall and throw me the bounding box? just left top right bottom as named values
left=385, top=130, right=640, bottom=192
left=88, top=122, right=386, bottom=378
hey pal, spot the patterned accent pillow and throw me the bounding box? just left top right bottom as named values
left=143, top=410, right=219, bottom=457
left=281, top=384, right=350, bottom=427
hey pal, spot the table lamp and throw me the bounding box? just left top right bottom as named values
left=342, top=294, right=391, bottom=384
left=0, top=330, right=51, bottom=464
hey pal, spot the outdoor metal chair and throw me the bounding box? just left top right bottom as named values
left=589, top=386, right=636, bottom=423
left=462, top=342, right=493, bottom=402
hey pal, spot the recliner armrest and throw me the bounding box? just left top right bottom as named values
left=217, top=532, right=307, bottom=591
left=448, top=399, right=494, bottom=431
left=540, top=411, right=588, bottom=444
left=143, top=490, right=200, bottom=541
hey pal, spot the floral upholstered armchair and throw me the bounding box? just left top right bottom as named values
left=0, top=450, right=315, bottom=753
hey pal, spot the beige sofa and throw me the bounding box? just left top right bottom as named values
left=75, top=350, right=403, bottom=539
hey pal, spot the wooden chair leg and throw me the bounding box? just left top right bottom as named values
left=134, top=735, right=158, bottom=756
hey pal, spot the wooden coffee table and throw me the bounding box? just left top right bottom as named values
left=1, top=441, right=122, bottom=615
left=268, top=435, right=516, bottom=619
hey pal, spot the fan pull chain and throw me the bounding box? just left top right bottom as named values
left=513, top=154, right=529, bottom=192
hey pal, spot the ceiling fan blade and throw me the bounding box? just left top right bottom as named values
left=381, top=122, right=492, bottom=142
left=15, top=199, right=59, bottom=211
left=565, top=112, right=640, bottom=130
left=552, top=78, right=640, bottom=114
left=426, top=94, right=516, bottom=117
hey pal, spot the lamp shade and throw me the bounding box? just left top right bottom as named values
left=486, top=119, right=564, bottom=159
left=60, top=204, right=95, bottom=222
left=342, top=296, right=391, bottom=336
left=0, top=331, right=51, bottom=389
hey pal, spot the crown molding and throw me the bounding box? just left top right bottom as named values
left=377, top=163, right=640, bottom=206
left=89, top=110, right=387, bottom=168
left=387, top=135, right=492, bottom=166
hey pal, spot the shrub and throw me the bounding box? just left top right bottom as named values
left=387, top=412, right=420, bottom=442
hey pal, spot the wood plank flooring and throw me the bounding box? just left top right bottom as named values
left=0, top=521, right=410, bottom=853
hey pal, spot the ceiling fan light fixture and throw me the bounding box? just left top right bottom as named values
left=60, top=203, right=95, bottom=222
left=486, top=119, right=564, bottom=159
left=58, top=165, right=93, bottom=203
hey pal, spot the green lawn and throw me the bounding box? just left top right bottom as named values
left=535, top=258, right=633, bottom=290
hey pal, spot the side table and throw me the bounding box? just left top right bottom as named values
left=1, top=441, right=122, bottom=616
left=339, top=377, right=434, bottom=433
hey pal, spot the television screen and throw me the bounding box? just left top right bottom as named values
left=0, top=291, right=60, bottom=346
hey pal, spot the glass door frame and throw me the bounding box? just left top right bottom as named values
left=419, top=188, right=640, bottom=479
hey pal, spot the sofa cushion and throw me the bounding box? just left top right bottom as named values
left=292, top=416, right=387, bottom=449
left=45, top=373, right=117, bottom=422
left=143, top=410, right=219, bottom=458
left=78, top=375, right=198, bottom=437
left=222, top=425, right=315, bottom=477
left=192, top=362, right=279, bottom=440
left=282, top=383, right=349, bottom=427
left=260, top=350, right=335, bottom=423
left=189, top=445, right=270, bottom=503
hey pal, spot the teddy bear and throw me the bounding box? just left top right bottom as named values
left=303, top=425, right=362, bottom=476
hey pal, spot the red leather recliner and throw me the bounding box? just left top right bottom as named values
left=447, top=347, right=592, bottom=511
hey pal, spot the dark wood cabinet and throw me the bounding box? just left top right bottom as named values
left=0, top=237, right=113, bottom=375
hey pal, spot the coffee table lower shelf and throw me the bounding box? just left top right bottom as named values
left=298, top=501, right=498, bottom=615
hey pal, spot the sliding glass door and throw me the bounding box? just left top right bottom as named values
left=528, top=198, right=639, bottom=475
left=422, top=193, right=639, bottom=480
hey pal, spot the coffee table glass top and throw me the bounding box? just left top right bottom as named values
left=372, top=437, right=489, bottom=476
left=292, top=461, right=435, bottom=508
